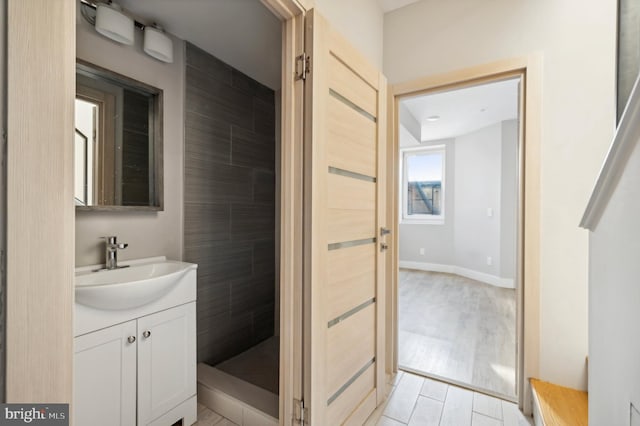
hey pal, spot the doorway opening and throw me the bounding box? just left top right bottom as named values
left=396, top=77, right=522, bottom=401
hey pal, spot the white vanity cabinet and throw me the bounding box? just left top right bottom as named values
left=138, top=303, right=196, bottom=425
left=74, top=319, right=137, bottom=426
left=74, top=258, right=198, bottom=426
left=75, top=303, right=196, bottom=426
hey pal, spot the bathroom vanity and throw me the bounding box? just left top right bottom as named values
left=74, top=257, right=197, bottom=426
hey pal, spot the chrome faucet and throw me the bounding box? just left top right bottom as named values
left=104, top=236, right=129, bottom=270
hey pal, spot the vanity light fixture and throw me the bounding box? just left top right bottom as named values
left=94, top=2, right=134, bottom=45
left=81, top=0, right=174, bottom=64
left=144, top=25, right=174, bottom=63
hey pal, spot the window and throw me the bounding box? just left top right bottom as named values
left=401, top=146, right=445, bottom=224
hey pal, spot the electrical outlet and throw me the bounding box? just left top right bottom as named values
left=487, top=256, right=492, bottom=266
left=419, top=248, right=425, bottom=255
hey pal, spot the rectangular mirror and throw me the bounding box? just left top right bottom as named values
left=75, top=60, right=163, bottom=210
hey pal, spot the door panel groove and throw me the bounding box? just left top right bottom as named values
left=329, top=89, right=377, bottom=122
left=327, top=358, right=376, bottom=406
left=327, top=298, right=376, bottom=328
left=328, top=237, right=376, bottom=251
left=328, top=166, right=376, bottom=182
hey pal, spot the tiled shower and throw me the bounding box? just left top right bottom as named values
left=183, top=42, right=277, bottom=367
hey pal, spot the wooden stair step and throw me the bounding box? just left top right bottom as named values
left=530, top=378, right=588, bottom=426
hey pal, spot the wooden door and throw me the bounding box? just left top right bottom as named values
left=303, top=10, right=387, bottom=426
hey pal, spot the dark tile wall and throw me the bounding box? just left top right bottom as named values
left=122, top=89, right=151, bottom=205
left=184, top=43, right=276, bottom=365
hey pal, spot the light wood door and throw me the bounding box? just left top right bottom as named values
left=303, top=10, right=387, bottom=426
left=137, top=303, right=197, bottom=425
left=74, top=320, right=137, bottom=426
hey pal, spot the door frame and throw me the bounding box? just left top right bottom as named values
left=258, top=0, right=309, bottom=424
left=387, top=55, right=542, bottom=414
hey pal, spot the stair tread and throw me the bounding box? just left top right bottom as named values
left=531, top=378, right=588, bottom=426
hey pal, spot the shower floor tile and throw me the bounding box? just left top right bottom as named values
left=215, top=336, right=279, bottom=394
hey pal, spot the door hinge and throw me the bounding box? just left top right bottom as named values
left=294, top=398, right=308, bottom=425
left=295, top=53, right=310, bottom=81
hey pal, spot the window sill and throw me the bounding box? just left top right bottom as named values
left=401, top=218, right=445, bottom=226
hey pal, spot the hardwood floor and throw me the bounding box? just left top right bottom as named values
left=398, top=269, right=516, bottom=398
left=196, top=371, right=532, bottom=426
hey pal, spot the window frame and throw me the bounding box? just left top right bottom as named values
left=400, top=144, right=446, bottom=225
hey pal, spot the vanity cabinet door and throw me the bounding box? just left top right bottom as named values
left=74, top=320, right=137, bottom=426
left=137, top=302, right=196, bottom=425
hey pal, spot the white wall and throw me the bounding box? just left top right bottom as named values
left=385, top=0, right=616, bottom=390
left=454, top=123, right=503, bottom=277
left=315, top=0, right=384, bottom=69
left=588, top=137, right=640, bottom=424
left=399, top=121, right=518, bottom=287
left=75, top=4, right=185, bottom=266
left=501, top=120, right=519, bottom=280
left=400, top=103, right=421, bottom=142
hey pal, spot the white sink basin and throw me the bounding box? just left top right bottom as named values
left=75, top=259, right=197, bottom=311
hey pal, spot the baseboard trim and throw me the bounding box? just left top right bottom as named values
left=399, top=261, right=515, bottom=289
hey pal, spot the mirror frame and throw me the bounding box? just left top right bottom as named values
left=75, top=58, right=164, bottom=212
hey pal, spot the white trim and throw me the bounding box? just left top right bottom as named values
left=399, top=260, right=515, bottom=289
left=581, top=73, right=640, bottom=230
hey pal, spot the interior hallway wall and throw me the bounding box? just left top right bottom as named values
left=384, top=0, right=616, bottom=389
left=588, top=128, right=640, bottom=425
left=183, top=43, right=276, bottom=365
left=315, top=0, right=384, bottom=69
left=75, top=2, right=185, bottom=266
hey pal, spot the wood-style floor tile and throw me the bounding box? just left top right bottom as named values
left=439, top=386, right=473, bottom=426
left=473, top=392, right=503, bottom=420
left=377, top=415, right=407, bottom=426
left=383, top=373, right=424, bottom=423
left=472, top=412, right=503, bottom=426
left=420, top=378, right=448, bottom=402
left=398, top=269, right=517, bottom=398
left=194, top=403, right=224, bottom=425
left=502, top=400, right=533, bottom=426
left=408, top=396, right=444, bottom=426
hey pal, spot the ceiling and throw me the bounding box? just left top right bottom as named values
left=401, top=78, right=520, bottom=142
left=114, top=0, right=424, bottom=90
left=377, top=0, right=422, bottom=13
left=118, top=0, right=282, bottom=90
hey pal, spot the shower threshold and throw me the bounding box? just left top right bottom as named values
left=197, top=337, right=279, bottom=426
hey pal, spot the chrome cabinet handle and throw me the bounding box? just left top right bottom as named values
left=143, top=330, right=151, bottom=338
left=127, top=336, right=136, bottom=344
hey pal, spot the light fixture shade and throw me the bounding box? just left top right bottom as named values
left=144, top=27, right=174, bottom=63
left=95, top=3, right=134, bottom=45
